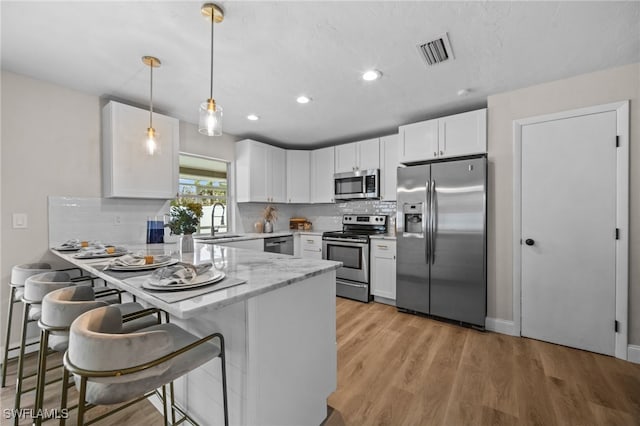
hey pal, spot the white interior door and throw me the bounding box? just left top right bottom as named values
left=521, top=110, right=617, bottom=356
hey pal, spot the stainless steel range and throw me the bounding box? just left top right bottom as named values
left=322, top=214, right=387, bottom=302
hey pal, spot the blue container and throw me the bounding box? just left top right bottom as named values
left=146, top=218, right=164, bottom=244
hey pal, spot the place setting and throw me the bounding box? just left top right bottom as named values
left=123, top=262, right=246, bottom=303
left=72, top=243, right=129, bottom=259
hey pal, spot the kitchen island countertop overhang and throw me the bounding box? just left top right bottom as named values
left=50, top=242, right=341, bottom=425
left=51, top=242, right=342, bottom=319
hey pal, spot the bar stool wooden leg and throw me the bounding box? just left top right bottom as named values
left=2, top=286, right=17, bottom=387
left=13, top=302, right=31, bottom=426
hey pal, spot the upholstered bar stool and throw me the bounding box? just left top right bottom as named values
left=2, top=263, right=82, bottom=388
left=64, top=306, right=229, bottom=426
left=33, top=286, right=160, bottom=425
left=13, top=271, right=100, bottom=419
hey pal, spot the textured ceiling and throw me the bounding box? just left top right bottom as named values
left=2, top=1, right=639, bottom=148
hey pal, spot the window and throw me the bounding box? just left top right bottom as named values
left=178, top=154, right=228, bottom=235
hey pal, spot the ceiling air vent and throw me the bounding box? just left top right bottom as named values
left=417, top=32, right=454, bottom=66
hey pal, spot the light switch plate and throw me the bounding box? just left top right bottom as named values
left=13, top=213, right=28, bottom=229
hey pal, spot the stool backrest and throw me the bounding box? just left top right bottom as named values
left=42, top=286, right=107, bottom=329
left=11, top=263, right=52, bottom=286
left=24, top=271, right=74, bottom=303
left=68, top=306, right=173, bottom=383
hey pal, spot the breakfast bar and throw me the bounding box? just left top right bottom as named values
left=51, top=242, right=341, bottom=426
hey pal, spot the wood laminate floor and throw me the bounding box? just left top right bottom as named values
left=2, top=299, right=640, bottom=425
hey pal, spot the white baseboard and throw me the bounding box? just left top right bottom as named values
left=373, top=296, right=396, bottom=306
left=628, top=345, right=640, bottom=364
left=485, top=317, right=519, bottom=336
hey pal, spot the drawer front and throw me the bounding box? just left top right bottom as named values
left=372, top=241, right=396, bottom=259
left=302, top=236, right=322, bottom=251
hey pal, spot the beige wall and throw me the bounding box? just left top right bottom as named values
left=487, top=63, right=640, bottom=344
left=0, top=70, right=238, bottom=349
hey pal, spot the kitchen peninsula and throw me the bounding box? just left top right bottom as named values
left=52, top=242, right=341, bottom=426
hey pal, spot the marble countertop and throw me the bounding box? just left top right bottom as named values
left=193, top=229, right=335, bottom=244
left=51, top=242, right=341, bottom=319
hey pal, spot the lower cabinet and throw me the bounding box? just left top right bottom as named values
left=301, top=234, right=323, bottom=259
left=370, top=239, right=396, bottom=303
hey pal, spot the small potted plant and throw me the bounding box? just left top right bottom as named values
left=262, top=205, right=278, bottom=233
left=166, top=199, right=203, bottom=253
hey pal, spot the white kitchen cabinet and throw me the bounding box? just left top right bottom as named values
left=235, top=139, right=286, bottom=203
left=371, top=239, right=396, bottom=302
left=301, top=234, right=323, bottom=259
left=310, top=146, right=335, bottom=203
left=380, top=134, right=399, bottom=201
left=437, top=109, right=487, bottom=158
left=334, top=138, right=380, bottom=173
left=286, top=150, right=310, bottom=203
left=399, top=119, right=438, bottom=163
left=399, top=108, right=486, bottom=163
left=102, top=101, right=179, bottom=198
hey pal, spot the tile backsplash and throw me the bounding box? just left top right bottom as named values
left=236, top=200, right=397, bottom=233
left=49, top=196, right=397, bottom=245
left=48, top=196, right=172, bottom=246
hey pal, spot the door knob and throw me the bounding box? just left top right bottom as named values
left=525, top=239, right=535, bottom=246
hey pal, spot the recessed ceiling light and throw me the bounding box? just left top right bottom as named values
left=247, top=114, right=259, bottom=121
left=362, top=70, right=382, bottom=81
left=457, top=88, right=470, bottom=96
left=296, top=95, right=311, bottom=104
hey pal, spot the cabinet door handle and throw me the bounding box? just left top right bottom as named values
left=307, top=240, right=314, bottom=243
left=440, top=150, right=444, bottom=155
left=377, top=245, right=388, bottom=249
left=434, top=151, right=437, bottom=157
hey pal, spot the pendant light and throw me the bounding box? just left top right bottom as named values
left=199, top=3, right=224, bottom=136
left=142, top=55, right=161, bottom=155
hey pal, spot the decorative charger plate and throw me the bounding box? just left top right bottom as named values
left=108, top=258, right=179, bottom=271
left=142, top=270, right=226, bottom=291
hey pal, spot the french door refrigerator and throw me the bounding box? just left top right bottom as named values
left=396, top=155, right=487, bottom=327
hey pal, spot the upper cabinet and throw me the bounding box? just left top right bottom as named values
left=399, top=108, right=487, bottom=164
left=379, top=134, right=399, bottom=201
left=334, top=138, right=380, bottom=173
left=235, top=139, right=286, bottom=203
left=286, top=150, right=310, bottom=203
left=311, top=146, right=335, bottom=203
left=102, top=101, right=179, bottom=199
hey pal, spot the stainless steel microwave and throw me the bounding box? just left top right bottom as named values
left=334, top=169, right=380, bottom=200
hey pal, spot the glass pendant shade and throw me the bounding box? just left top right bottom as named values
left=146, top=127, right=158, bottom=155
left=199, top=99, right=223, bottom=136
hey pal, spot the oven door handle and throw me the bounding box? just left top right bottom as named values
left=322, top=238, right=368, bottom=246
left=337, top=280, right=368, bottom=289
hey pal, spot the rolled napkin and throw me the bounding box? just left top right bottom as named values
left=148, top=262, right=213, bottom=286
left=110, top=254, right=171, bottom=267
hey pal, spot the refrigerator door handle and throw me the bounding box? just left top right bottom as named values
left=425, top=180, right=430, bottom=264
left=430, top=179, right=436, bottom=264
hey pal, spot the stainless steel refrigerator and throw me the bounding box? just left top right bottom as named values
left=396, top=155, right=486, bottom=327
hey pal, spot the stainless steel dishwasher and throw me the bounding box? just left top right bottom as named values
left=264, top=235, right=294, bottom=255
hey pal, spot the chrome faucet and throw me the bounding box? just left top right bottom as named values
left=211, top=202, right=226, bottom=236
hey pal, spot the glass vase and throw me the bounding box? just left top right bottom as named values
left=179, top=233, right=194, bottom=254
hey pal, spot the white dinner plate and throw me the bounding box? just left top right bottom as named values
left=108, top=258, right=179, bottom=271
left=73, top=250, right=128, bottom=259
left=142, top=270, right=226, bottom=291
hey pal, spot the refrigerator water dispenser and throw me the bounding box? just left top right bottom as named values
left=403, top=203, right=424, bottom=237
